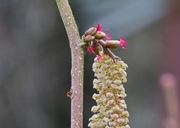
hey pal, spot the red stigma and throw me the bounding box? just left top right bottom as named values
left=119, top=37, right=128, bottom=49
left=95, top=23, right=102, bottom=32
left=87, top=46, right=94, bottom=54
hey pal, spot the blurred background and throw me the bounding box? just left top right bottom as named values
left=0, top=0, right=180, bottom=128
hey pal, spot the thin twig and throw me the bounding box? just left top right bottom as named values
left=55, top=0, right=84, bottom=128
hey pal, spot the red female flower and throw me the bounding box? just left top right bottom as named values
left=88, top=46, right=94, bottom=54
left=119, top=37, right=128, bottom=49
left=105, top=33, right=111, bottom=40
left=95, top=23, right=102, bottom=32
left=96, top=54, right=102, bottom=61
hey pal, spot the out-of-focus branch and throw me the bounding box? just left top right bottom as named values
left=159, top=73, right=180, bottom=128
left=55, top=0, right=84, bottom=128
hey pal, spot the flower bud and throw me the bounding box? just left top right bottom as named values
left=91, top=106, right=100, bottom=113
left=83, top=35, right=95, bottom=42
left=114, top=80, right=122, bottom=86
left=111, top=70, right=119, bottom=76
left=97, top=73, right=105, bottom=80
left=106, top=92, right=113, bottom=97
left=90, top=122, right=106, bottom=128
left=112, top=105, right=121, bottom=112
left=117, top=94, right=127, bottom=99
left=120, top=103, right=127, bottom=109
left=100, top=64, right=108, bottom=70
left=89, top=114, right=98, bottom=121
left=107, top=100, right=114, bottom=106
left=125, top=124, right=130, bottom=128
left=85, top=27, right=97, bottom=36
left=119, top=69, right=127, bottom=77
left=93, top=79, right=100, bottom=84
left=117, top=118, right=125, bottom=125
left=96, top=99, right=103, bottom=104
left=94, top=31, right=106, bottom=39
left=106, top=40, right=120, bottom=49
left=92, top=42, right=101, bottom=55
left=121, top=76, right=127, bottom=83
left=110, top=113, right=119, bottom=119
left=111, top=84, right=117, bottom=89
left=93, top=83, right=99, bottom=89
left=106, top=110, right=113, bottom=115
left=92, top=63, right=97, bottom=69
left=109, top=122, right=116, bottom=127
left=92, top=93, right=100, bottom=100
left=122, top=111, right=130, bottom=117
left=66, top=91, right=72, bottom=98
left=125, top=118, right=129, bottom=124
left=105, top=80, right=111, bottom=86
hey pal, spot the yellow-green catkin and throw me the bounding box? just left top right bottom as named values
left=88, top=52, right=130, bottom=128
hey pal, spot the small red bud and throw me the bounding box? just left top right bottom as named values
left=67, top=91, right=72, bottom=98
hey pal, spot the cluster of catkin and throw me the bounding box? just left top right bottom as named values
left=83, top=24, right=130, bottom=128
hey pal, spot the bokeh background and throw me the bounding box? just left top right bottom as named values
left=0, top=0, right=180, bottom=128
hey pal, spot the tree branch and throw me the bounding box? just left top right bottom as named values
left=55, top=0, right=84, bottom=128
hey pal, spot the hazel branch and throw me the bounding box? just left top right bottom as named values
left=55, top=0, right=84, bottom=128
